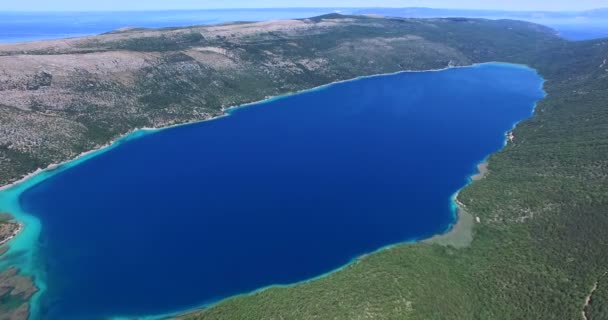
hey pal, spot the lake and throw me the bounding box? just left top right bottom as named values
left=5, top=63, right=544, bottom=319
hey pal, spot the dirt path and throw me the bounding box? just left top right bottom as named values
left=582, top=271, right=608, bottom=320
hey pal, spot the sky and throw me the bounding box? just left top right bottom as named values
left=3, top=0, right=608, bottom=12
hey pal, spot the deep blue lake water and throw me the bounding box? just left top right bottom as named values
left=18, top=64, right=544, bottom=319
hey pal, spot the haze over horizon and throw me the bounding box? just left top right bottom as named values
left=3, top=0, right=608, bottom=12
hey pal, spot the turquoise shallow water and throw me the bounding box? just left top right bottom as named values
left=0, top=63, right=545, bottom=320
left=0, top=129, right=155, bottom=319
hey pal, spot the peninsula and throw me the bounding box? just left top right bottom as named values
left=0, top=213, right=21, bottom=247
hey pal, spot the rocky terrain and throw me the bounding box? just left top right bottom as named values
left=0, top=214, right=34, bottom=320
left=0, top=268, right=36, bottom=320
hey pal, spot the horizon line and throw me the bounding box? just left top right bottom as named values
left=0, top=6, right=605, bottom=13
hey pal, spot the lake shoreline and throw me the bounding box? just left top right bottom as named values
left=1, top=61, right=512, bottom=193
left=171, top=63, right=546, bottom=320
left=0, top=61, right=539, bottom=195
left=169, top=161, right=487, bottom=320
left=0, top=62, right=542, bottom=320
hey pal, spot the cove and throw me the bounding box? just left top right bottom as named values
left=1, top=63, right=545, bottom=320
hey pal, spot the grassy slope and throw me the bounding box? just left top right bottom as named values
left=180, top=20, right=608, bottom=320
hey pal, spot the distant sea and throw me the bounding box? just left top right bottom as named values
left=0, top=9, right=350, bottom=43
left=0, top=63, right=545, bottom=319
left=352, top=8, right=608, bottom=40
left=544, top=21, right=608, bottom=40
left=1, top=8, right=607, bottom=43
